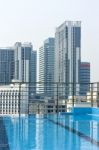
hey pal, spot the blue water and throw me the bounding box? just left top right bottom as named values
left=0, top=114, right=99, bottom=150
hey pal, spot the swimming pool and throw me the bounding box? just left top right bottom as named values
left=1, top=113, right=99, bottom=150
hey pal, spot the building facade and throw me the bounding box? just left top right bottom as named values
left=0, top=43, right=37, bottom=114
left=54, top=21, right=81, bottom=98
left=29, top=50, right=37, bottom=99
left=0, top=48, right=14, bottom=84
left=0, top=80, right=28, bottom=114
left=80, top=62, right=90, bottom=95
left=39, top=46, right=44, bottom=94
left=30, top=51, right=37, bottom=84
left=14, top=42, right=32, bottom=82
left=14, top=42, right=37, bottom=102
left=39, top=38, right=55, bottom=97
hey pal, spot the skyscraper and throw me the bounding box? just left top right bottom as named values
left=54, top=21, right=81, bottom=97
left=14, top=42, right=37, bottom=101
left=0, top=43, right=37, bottom=114
left=39, top=38, right=55, bottom=97
left=30, top=51, right=37, bottom=84
left=0, top=48, right=14, bottom=84
left=80, top=62, right=90, bottom=95
left=14, top=42, right=32, bottom=82
left=0, top=42, right=37, bottom=85
left=30, top=50, right=37, bottom=96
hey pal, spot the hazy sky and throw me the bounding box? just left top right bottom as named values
left=0, top=0, right=99, bottom=82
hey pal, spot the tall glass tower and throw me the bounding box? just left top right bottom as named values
left=14, top=42, right=32, bottom=82
left=14, top=42, right=37, bottom=106
left=39, top=38, right=55, bottom=97
left=54, top=21, right=81, bottom=98
left=80, top=62, right=90, bottom=96
left=0, top=48, right=14, bottom=84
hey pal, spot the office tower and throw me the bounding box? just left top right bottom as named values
left=39, top=38, right=55, bottom=97
left=0, top=48, right=14, bottom=84
left=30, top=51, right=37, bottom=84
left=30, top=50, right=37, bottom=97
left=0, top=43, right=37, bottom=114
left=80, top=62, right=90, bottom=95
left=39, top=46, right=44, bottom=95
left=54, top=21, right=81, bottom=97
left=14, top=42, right=32, bottom=82
left=39, top=46, right=44, bottom=83
left=14, top=42, right=37, bottom=105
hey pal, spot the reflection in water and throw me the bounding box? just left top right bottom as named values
left=4, top=115, right=36, bottom=150
left=35, top=115, right=44, bottom=150
left=2, top=115, right=99, bottom=150
left=0, top=117, right=10, bottom=150
left=48, top=115, right=99, bottom=150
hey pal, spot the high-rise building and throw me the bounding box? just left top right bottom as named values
left=0, top=43, right=37, bottom=114
left=80, top=62, right=90, bottom=95
left=30, top=50, right=37, bottom=97
left=30, top=51, right=37, bottom=84
left=14, top=42, right=32, bottom=82
left=0, top=48, right=14, bottom=84
left=54, top=21, right=81, bottom=97
left=39, top=46, right=44, bottom=83
left=14, top=42, right=37, bottom=103
left=39, top=38, right=55, bottom=97
left=0, top=43, right=37, bottom=85
left=39, top=46, right=44, bottom=95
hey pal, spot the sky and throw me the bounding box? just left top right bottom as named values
left=0, top=0, right=99, bottom=82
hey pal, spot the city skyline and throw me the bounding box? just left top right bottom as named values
left=0, top=2, right=99, bottom=150
left=0, top=0, right=99, bottom=81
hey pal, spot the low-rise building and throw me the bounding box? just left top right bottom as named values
left=0, top=80, right=28, bottom=114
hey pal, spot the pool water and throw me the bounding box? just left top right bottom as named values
left=0, top=114, right=99, bottom=150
